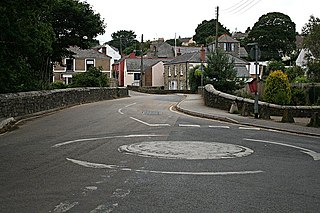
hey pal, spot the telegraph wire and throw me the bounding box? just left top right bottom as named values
left=237, top=0, right=263, bottom=15
left=222, top=0, right=263, bottom=14
left=221, top=0, right=248, bottom=12
left=230, top=0, right=256, bottom=14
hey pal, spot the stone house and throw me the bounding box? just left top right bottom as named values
left=164, top=48, right=206, bottom=90
left=164, top=46, right=250, bottom=90
left=53, top=46, right=111, bottom=85
left=208, top=34, right=241, bottom=58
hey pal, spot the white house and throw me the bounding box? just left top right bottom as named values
left=96, top=44, right=121, bottom=70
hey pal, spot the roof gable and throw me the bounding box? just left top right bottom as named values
left=218, top=34, right=240, bottom=43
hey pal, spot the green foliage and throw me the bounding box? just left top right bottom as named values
left=188, top=65, right=202, bottom=92
left=71, top=67, right=109, bottom=87
left=308, top=86, right=320, bottom=105
left=265, top=70, right=291, bottom=105
left=193, top=19, right=230, bottom=45
left=285, top=66, right=305, bottom=82
left=50, top=81, right=67, bottom=89
left=166, top=39, right=182, bottom=47
left=302, top=15, right=320, bottom=59
left=205, top=49, right=239, bottom=93
left=0, top=0, right=105, bottom=93
left=307, top=61, right=320, bottom=82
left=291, top=87, right=306, bottom=105
left=263, top=60, right=285, bottom=79
left=247, top=12, right=296, bottom=61
left=108, top=30, right=139, bottom=55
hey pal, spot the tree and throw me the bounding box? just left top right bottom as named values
left=247, top=12, right=296, bottom=61
left=193, top=19, right=230, bottom=45
left=302, top=16, right=320, bottom=59
left=264, top=70, right=291, bottom=105
left=0, top=0, right=105, bottom=93
left=188, top=65, right=203, bottom=92
left=108, top=30, right=139, bottom=55
left=285, top=66, right=305, bottom=83
left=71, top=66, right=109, bottom=87
left=165, top=38, right=182, bottom=47
left=205, top=48, right=238, bottom=93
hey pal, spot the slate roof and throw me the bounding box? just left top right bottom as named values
left=67, top=46, right=111, bottom=59
left=165, top=52, right=202, bottom=64
left=218, top=34, right=240, bottom=43
left=126, top=58, right=171, bottom=72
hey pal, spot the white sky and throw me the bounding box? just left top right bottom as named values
left=84, top=0, right=320, bottom=43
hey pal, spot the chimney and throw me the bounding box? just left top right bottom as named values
left=177, top=48, right=181, bottom=56
left=101, top=47, right=107, bottom=55
left=200, top=45, right=205, bottom=62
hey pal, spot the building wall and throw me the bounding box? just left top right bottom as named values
left=164, top=63, right=189, bottom=90
left=152, top=62, right=164, bottom=87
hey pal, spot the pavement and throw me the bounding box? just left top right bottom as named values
left=1, top=93, right=319, bottom=137
left=176, top=94, right=320, bottom=137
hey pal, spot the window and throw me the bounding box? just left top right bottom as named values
left=134, top=73, right=141, bottom=80
left=168, top=66, right=171, bottom=77
left=224, top=43, right=234, bottom=52
left=86, top=59, right=95, bottom=71
left=65, top=59, right=74, bottom=71
left=180, top=65, right=183, bottom=76
left=174, top=65, right=177, bottom=76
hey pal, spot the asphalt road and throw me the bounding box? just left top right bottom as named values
left=0, top=91, right=319, bottom=213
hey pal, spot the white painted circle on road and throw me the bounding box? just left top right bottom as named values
left=119, top=141, right=253, bottom=160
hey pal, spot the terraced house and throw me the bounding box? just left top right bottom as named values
left=53, top=46, right=111, bottom=85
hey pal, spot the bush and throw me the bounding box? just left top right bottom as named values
left=285, top=66, right=305, bottom=83
left=291, top=87, right=306, bottom=105
left=50, top=81, right=67, bottom=89
left=264, top=70, right=291, bottom=105
left=71, top=66, right=109, bottom=87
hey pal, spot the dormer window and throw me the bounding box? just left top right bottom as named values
left=86, top=59, right=95, bottom=71
left=65, top=59, right=74, bottom=72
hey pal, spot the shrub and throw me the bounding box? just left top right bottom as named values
left=50, top=81, right=67, bottom=89
left=264, top=70, right=291, bottom=105
left=285, top=66, right=305, bottom=83
left=291, top=87, right=306, bottom=105
left=71, top=66, right=109, bottom=87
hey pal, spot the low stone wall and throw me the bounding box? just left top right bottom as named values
left=204, top=84, right=320, bottom=118
left=0, top=87, right=128, bottom=119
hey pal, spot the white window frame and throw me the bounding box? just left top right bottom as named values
left=65, top=58, right=75, bottom=72
left=168, top=66, right=171, bottom=77
left=180, top=65, right=183, bottom=76
left=174, top=65, right=177, bottom=76
left=85, top=58, right=95, bottom=71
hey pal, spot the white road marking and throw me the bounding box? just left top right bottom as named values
left=129, top=117, right=170, bottom=127
left=244, top=138, right=320, bottom=161
left=178, top=124, right=201, bottom=127
left=90, top=203, right=118, bottom=213
left=52, top=201, right=79, bottom=213
left=52, top=134, right=166, bottom=148
left=118, top=103, right=136, bottom=115
left=67, top=158, right=264, bottom=176
left=209, top=125, right=230, bottom=129
left=239, top=127, right=261, bottom=130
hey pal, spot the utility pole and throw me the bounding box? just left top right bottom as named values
left=140, top=34, right=144, bottom=87
left=215, top=6, right=219, bottom=51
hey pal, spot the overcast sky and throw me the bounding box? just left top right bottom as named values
left=84, top=0, right=320, bottom=43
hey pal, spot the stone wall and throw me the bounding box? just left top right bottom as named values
left=204, top=84, right=320, bottom=118
left=0, top=87, right=128, bottom=118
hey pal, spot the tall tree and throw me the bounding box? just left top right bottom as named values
left=0, top=0, right=105, bottom=93
left=193, top=19, right=230, bottom=46
left=108, top=30, right=139, bottom=55
left=205, top=48, right=238, bottom=93
left=247, top=12, right=296, bottom=61
left=302, top=15, right=320, bottom=59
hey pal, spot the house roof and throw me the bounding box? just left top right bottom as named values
left=68, top=46, right=111, bottom=59
left=126, top=58, right=171, bottom=72
left=218, top=34, right=240, bottom=43
left=165, top=52, right=203, bottom=65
